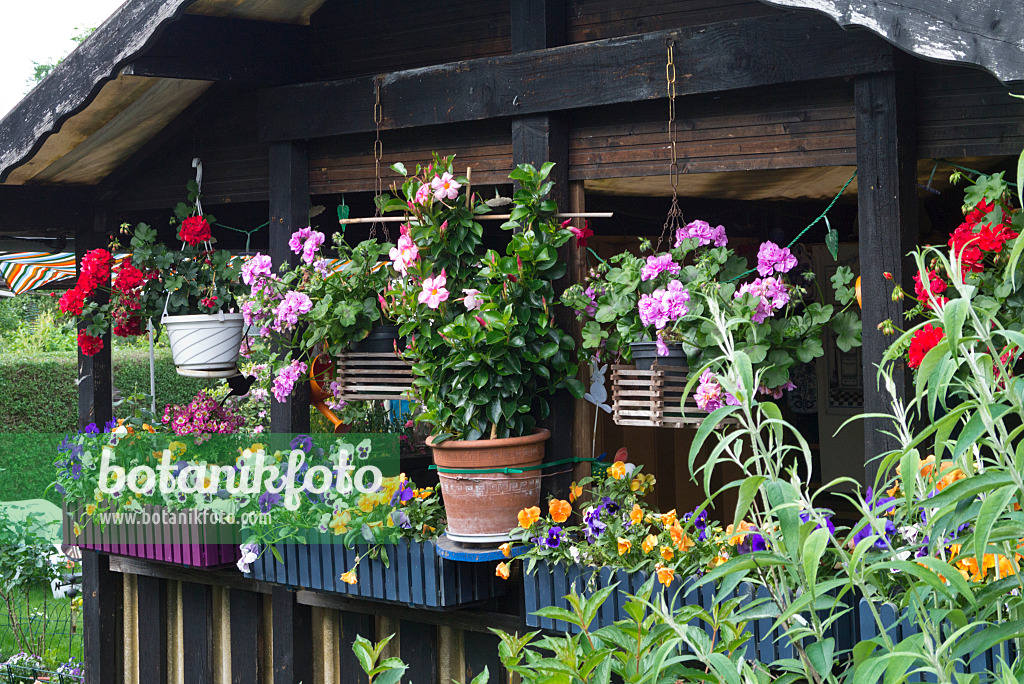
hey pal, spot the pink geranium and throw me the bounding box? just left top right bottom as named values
left=418, top=270, right=450, bottom=309
left=241, top=253, right=273, bottom=288
left=756, top=241, right=797, bottom=277
left=641, top=254, right=681, bottom=281
left=288, top=227, right=325, bottom=265
left=430, top=172, right=461, bottom=201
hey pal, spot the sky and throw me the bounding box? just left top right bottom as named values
left=0, top=0, right=126, bottom=117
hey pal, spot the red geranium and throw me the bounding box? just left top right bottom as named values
left=179, top=216, right=212, bottom=246
left=908, top=324, right=945, bottom=369
left=913, top=269, right=948, bottom=310
left=77, top=249, right=113, bottom=295
left=113, top=316, right=143, bottom=337
left=58, top=287, right=86, bottom=316
left=77, top=330, right=104, bottom=356
left=113, top=263, right=145, bottom=292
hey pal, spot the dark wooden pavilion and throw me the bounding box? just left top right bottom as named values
left=0, top=1, right=1021, bottom=682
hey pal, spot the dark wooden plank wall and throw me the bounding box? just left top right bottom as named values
left=309, top=0, right=511, bottom=80
left=565, top=0, right=778, bottom=42
left=114, top=87, right=269, bottom=212
left=569, top=80, right=857, bottom=179
left=308, top=120, right=515, bottom=195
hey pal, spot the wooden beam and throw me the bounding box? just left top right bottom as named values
left=856, top=62, right=918, bottom=486
left=272, top=586, right=314, bottom=684
left=121, top=15, right=310, bottom=84
left=759, top=0, right=1024, bottom=83
left=269, top=140, right=311, bottom=435
left=136, top=576, right=168, bottom=684
left=77, top=214, right=113, bottom=431
left=0, top=186, right=92, bottom=238
left=108, top=555, right=274, bottom=594
left=259, top=13, right=893, bottom=142
left=0, top=0, right=195, bottom=182
left=82, top=551, right=123, bottom=684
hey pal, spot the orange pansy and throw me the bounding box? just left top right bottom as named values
left=629, top=504, right=643, bottom=525
left=496, top=562, right=510, bottom=580
left=656, top=564, right=674, bottom=587
left=660, top=546, right=674, bottom=562
left=617, top=537, right=632, bottom=556
left=549, top=499, right=572, bottom=524
left=569, top=483, right=583, bottom=502
left=642, top=535, right=658, bottom=554
left=609, top=461, right=626, bottom=480
left=517, top=506, right=541, bottom=529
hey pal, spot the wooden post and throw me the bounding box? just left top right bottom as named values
left=230, top=588, right=264, bottom=683
left=855, top=61, right=918, bottom=487
left=82, top=550, right=122, bottom=684
left=76, top=212, right=113, bottom=431
left=511, top=0, right=573, bottom=497
left=269, top=140, right=311, bottom=436
left=339, top=611, right=375, bottom=684
left=399, top=620, right=437, bottom=684
left=181, top=581, right=214, bottom=683
left=136, top=575, right=168, bottom=684
left=272, top=586, right=314, bottom=684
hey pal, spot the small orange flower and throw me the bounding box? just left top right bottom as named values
left=617, top=537, right=632, bottom=556
left=629, top=504, right=643, bottom=525
left=642, top=534, right=658, bottom=554
left=609, top=461, right=626, bottom=480
left=669, top=522, right=684, bottom=547
left=569, top=483, right=583, bottom=502
left=549, top=499, right=572, bottom=523
left=677, top=534, right=695, bottom=553
left=726, top=521, right=757, bottom=547
left=517, top=506, right=541, bottom=529
left=660, top=509, right=677, bottom=527
left=496, top=562, right=510, bottom=580
left=936, top=466, right=966, bottom=492
left=708, top=554, right=728, bottom=569
left=499, top=543, right=512, bottom=558
left=340, top=570, right=357, bottom=585
left=660, top=546, right=674, bottom=562
left=656, top=564, right=674, bottom=587
left=142, top=423, right=156, bottom=433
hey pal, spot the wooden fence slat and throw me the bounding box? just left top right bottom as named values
left=181, top=581, right=213, bottom=684
left=230, top=588, right=263, bottom=684
left=136, top=575, right=168, bottom=684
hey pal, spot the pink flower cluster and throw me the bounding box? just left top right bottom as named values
left=273, top=360, right=309, bottom=402
left=162, top=390, right=245, bottom=438
left=289, top=227, right=326, bottom=265
left=734, top=277, right=790, bottom=323
left=675, top=220, right=727, bottom=248
left=638, top=280, right=690, bottom=329
left=693, top=370, right=740, bottom=412
left=758, top=381, right=797, bottom=399
left=242, top=253, right=273, bottom=293
left=273, top=291, right=313, bottom=331
left=419, top=269, right=450, bottom=309
left=756, top=241, right=797, bottom=277
left=390, top=224, right=419, bottom=275
left=641, top=254, right=681, bottom=282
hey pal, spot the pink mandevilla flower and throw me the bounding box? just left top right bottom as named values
left=430, top=172, right=461, bottom=201
left=462, top=288, right=484, bottom=310
left=414, top=183, right=432, bottom=205
left=418, top=270, right=450, bottom=309
left=389, top=231, right=419, bottom=275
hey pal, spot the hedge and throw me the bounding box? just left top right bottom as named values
left=0, top=349, right=215, bottom=503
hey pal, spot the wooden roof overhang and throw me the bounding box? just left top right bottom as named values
left=0, top=0, right=1021, bottom=238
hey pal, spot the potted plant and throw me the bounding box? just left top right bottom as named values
left=120, top=182, right=245, bottom=376
left=379, top=155, right=584, bottom=542
left=561, top=220, right=862, bottom=401
left=237, top=227, right=394, bottom=406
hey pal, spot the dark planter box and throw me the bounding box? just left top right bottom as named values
left=246, top=534, right=506, bottom=609
left=63, top=504, right=239, bottom=568
left=524, top=560, right=1008, bottom=670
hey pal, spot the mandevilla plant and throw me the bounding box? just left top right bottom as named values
left=381, top=154, right=583, bottom=441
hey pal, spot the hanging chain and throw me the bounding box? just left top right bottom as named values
left=657, top=37, right=683, bottom=252
left=371, top=78, right=388, bottom=241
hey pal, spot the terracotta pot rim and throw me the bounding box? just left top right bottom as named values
left=426, top=427, right=551, bottom=449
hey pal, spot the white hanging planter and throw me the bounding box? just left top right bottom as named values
left=162, top=312, right=244, bottom=378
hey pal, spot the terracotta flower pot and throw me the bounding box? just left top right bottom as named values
left=429, top=428, right=550, bottom=543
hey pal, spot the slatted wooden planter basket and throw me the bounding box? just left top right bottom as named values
left=611, top=364, right=710, bottom=428
left=245, top=535, right=507, bottom=609
left=63, top=504, right=239, bottom=568
left=336, top=351, right=413, bottom=401
left=525, top=561, right=1010, bottom=669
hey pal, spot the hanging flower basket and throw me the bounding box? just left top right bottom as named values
left=63, top=503, right=239, bottom=568
left=244, top=535, right=506, bottom=608
left=163, top=312, right=245, bottom=377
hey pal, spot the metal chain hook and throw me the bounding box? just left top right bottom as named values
left=657, top=37, right=683, bottom=252
left=372, top=78, right=389, bottom=242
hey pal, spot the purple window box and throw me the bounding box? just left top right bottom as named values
left=63, top=503, right=239, bottom=568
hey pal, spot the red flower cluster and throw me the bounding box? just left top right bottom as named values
left=77, top=330, right=104, bottom=356
left=179, top=216, right=212, bottom=246
left=908, top=324, right=945, bottom=369
left=913, top=269, right=948, bottom=310
left=58, top=288, right=86, bottom=316
left=948, top=200, right=1018, bottom=275
left=78, top=249, right=113, bottom=295
left=113, top=263, right=145, bottom=292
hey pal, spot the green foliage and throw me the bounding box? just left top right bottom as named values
left=0, top=507, right=62, bottom=658
left=351, top=634, right=408, bottom=684
left=384, top=156, right=582, bottom=440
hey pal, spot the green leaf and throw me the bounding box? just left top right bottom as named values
left=391, top=162, right=407, bottom=176
left=974, top=485, right=1018, bottom=571
left=802, top=528, right=829, bottom=588
left=954, top=404, right=1011, bottom=460
left=943, top=297, right=970, bottom=352
left=806, top=638, right=835, bottom=678
left=825, top=222, right=839, bottom=261
left=732, top=475, right=766, bottom=533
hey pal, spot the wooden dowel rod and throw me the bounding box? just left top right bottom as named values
left=338, top=212, right=612, bottom=225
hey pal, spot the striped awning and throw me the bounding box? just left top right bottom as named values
left=0, top=252, right=390, bottom=295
